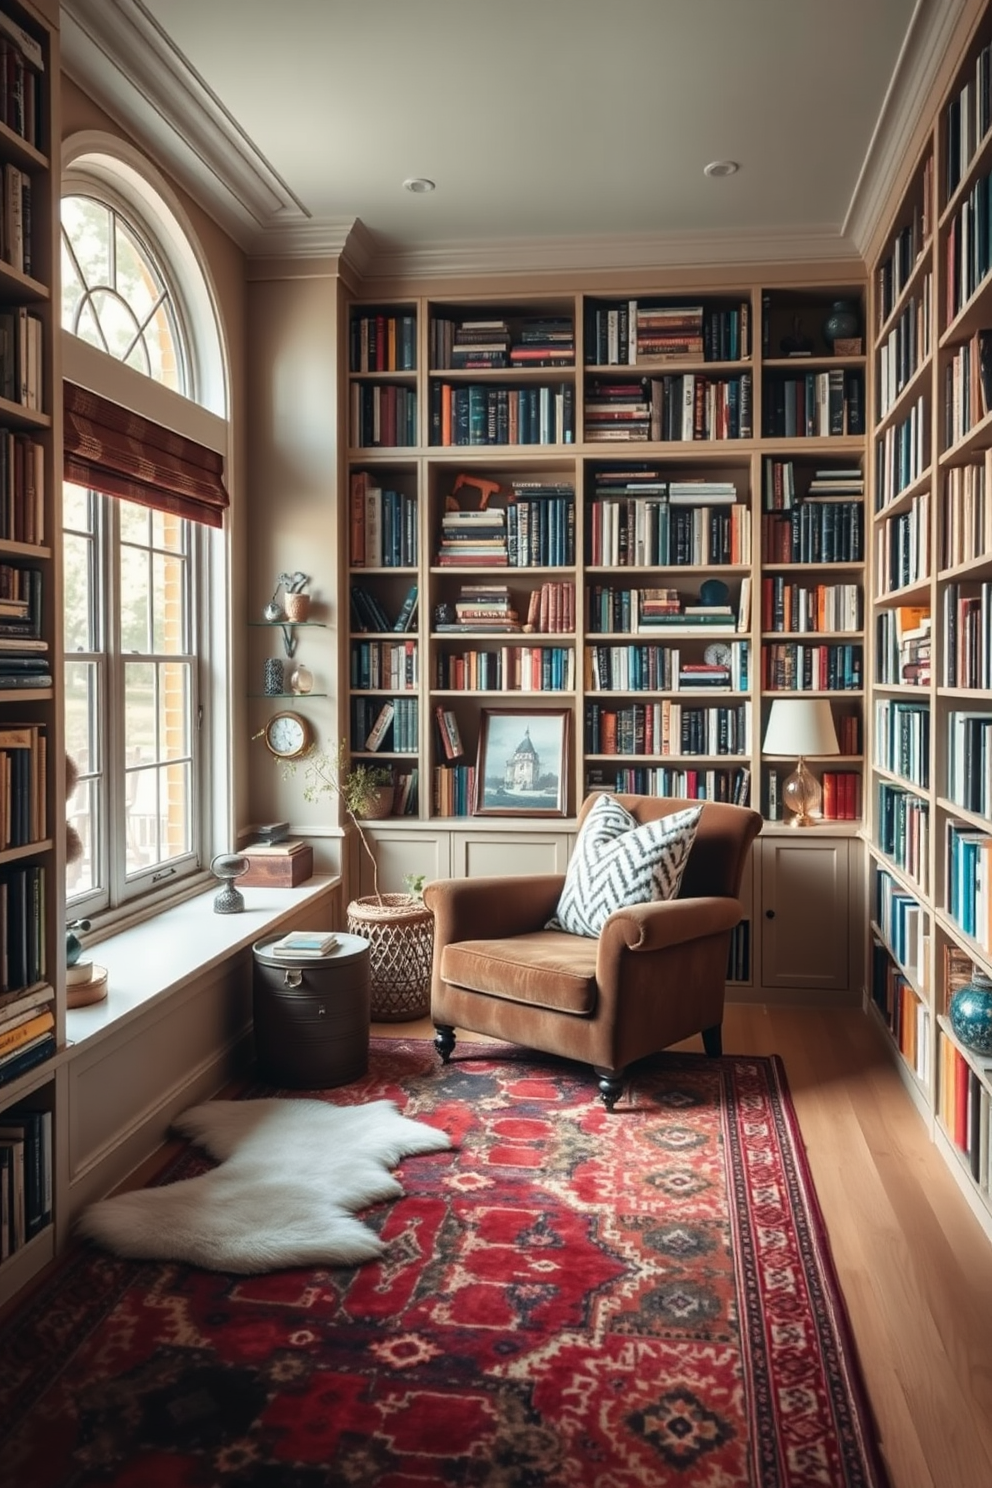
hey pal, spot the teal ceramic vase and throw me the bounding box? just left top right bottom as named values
left=949, top=968, right=992, bottom=1054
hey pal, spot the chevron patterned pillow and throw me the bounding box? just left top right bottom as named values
left=549, top=794, right=702, bottom=937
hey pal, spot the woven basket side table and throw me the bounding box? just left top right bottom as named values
left=346, top=893, right=434, bottom=1021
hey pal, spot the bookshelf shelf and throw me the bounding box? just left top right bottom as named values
left=0, top=0, right=63, bottom=1307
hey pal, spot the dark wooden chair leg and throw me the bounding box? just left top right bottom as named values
left=434, top=1025, right=456, bottom=1063
left=594, top=1066, right=625, bottom=1111
left=702, top=1024, right=722, bottom=1057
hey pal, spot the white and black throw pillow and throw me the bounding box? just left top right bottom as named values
left=548, top=793, right=702, bottom=938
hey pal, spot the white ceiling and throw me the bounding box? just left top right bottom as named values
left=60, top=0, right=961, bottom=276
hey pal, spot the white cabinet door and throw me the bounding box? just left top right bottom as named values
left=450, top=830, right=573, bottom=879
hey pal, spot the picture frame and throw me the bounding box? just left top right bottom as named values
left=475, top=708, right=570, bottom=817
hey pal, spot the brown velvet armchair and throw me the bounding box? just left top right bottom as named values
left=424, top=794, right=762, bottom=1109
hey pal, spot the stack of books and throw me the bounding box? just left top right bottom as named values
left=267, top=930, right=338, bottom=959
left=436, top=507, right=508, bottom=566
left=509, top=318, right=575, bottom=366
left=438, top=583, right=520, bottom=632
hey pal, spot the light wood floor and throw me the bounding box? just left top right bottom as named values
left=378, top=1005, right=992, bottom=1488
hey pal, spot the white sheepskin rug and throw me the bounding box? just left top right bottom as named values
left=76, top=1098, right=452, bottom=1274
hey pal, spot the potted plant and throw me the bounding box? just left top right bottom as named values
left=284, top=741, right=392, bottom=902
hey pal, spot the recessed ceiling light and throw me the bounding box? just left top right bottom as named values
left=704, top=160, right=739, bottom=178
left=403, top=177, right=436, bottom=194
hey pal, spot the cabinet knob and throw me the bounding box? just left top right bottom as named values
left=765, top=909, right=775, bottom=919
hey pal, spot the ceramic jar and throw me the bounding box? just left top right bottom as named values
left=822, top=300, right=859, bottom=348
left=949, top=968, right=992, bottom=1055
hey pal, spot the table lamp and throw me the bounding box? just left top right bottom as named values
left=762, top=697, right=839, bottom=827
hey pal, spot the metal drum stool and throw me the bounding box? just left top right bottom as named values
left=252, top=932, right=371, bottom=1088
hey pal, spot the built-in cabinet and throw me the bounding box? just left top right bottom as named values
left=866, top=0, right=992, bottom=1240
left=0, top=0, right=62, bottom=1310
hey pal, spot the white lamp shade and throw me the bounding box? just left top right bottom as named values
left=762, top=697, right=840, bottom=756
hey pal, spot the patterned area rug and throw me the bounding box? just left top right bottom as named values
left=0, top=1039, right=890, bottom=1488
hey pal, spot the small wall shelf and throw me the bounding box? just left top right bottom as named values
left=249, top=619, right=327, bottom=657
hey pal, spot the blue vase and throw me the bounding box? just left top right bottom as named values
left=949, top=969, right=992, bottom=1054
left=822, top=300, right=859, bottom=348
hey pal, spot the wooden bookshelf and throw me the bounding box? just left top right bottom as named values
left=867, top=0, right=992, bottom=1242
left=0, top=0, right=62, bottom=1307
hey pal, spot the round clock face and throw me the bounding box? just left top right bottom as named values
left=704, top=642, right=733, bottom=667
left=263, top=711, right=312, bottom=759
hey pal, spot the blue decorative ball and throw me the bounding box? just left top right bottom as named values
left=950, top=971, right=992, bottom=1055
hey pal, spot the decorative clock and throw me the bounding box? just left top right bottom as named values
left=262, top=710, right=313, bottom=759
left=704, top=642, right=733, bottom=667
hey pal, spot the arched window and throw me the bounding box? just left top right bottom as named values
left=61, top=148, right=230, bottom=919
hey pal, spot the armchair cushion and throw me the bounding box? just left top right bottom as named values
left=548, top=793, right=702, bottom=937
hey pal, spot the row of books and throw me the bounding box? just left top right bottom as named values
left=871, top=941, right=929, bottom=1083
left=584, top=299, right=750, bottom=366
left=944, top=166, right=992, bottom=323
left=0, top=1097, right=52, bottom=1259
left=430, top=316, right=575, bottom=370
left=348, top=474, right=418, bottom=568
left=432, top=763, right=475, bottom=817
left=820, top=771, right=862, bottom=820
left=587, top=498, right=751, bottom=568
left=349, top=583, right=418, bottom=635
left=0, top=306, right=42, bottom=410
left=877, top=783, right=930, bottom=894
left=0, top=23, right=43, bottom=148
left=875, top=156, right=933, bottom=329
left=349, top=383, right=417, bottom=449
left=584, top=583, right=747, bottom=636
left=584, top=700, right=750, bottom=758
left=948, top=820, right=992, bottom=954
left=435, top=488, right=576, bottom=568
left=947, top=709, right=992, bottom=818
left=875, top=868, right=926, bottom=984
left=762, top=369, right=864, bottom=438
left=874, top=605, right=931, bottom=687
left=875, top=491, right=929, bottom=595
left=586, top=764, right=751, bottom=806
left=0, top=433, right=44, bottom=545
left=874, top=699, right=930, bottom=789
left=760, top=501, right=863, bottom=564
left=762, top=459, right=864, bottom=511
left=0, top=864, right=46, bottom=999
left=760, top=577, right=862, bottom=634
left=349, top=312, right=417, bottom=373
left=876, top=283, right=932, bottom=420
left=874, top=394, right=927, bottom=511
left=761, top=641, right=863, bottom=692
left=584, top=372, right=753, bottom=443
left=353, top=697, right=418, bottom=754
left=943, top=329, right=992, bottom=448
left=0, top=723, right=46, bottom=849
left=942, top=457, right=991, bottom=569
left=586, top=699, right=751, bottom=756
left=435, top=645, right=575, bottom=693
left=584, top=643, right=749, bottom=694
left=943, top=581, right=992, bottom=689
left=937, top=1028, right=989, bottom=1185
left=429, top=382, right=574, bottom=447
left=1, top=161, right=32, bottom=278
left=946, top=41, right=992, bottom=195
left=349, top=639, right=418, bottom=692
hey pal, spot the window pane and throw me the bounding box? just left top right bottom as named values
left=120, top=543, right=151, bottom=653
left=63, top=531, right=96, bottom=654
left=64, top=659, right=99, bottom=774
left=124, top=759, right=191, bottom=875
left=119, top=502, right=150, bottom=546
left=124, top=660, right=155, bottom=759
left=159, top=660, right=191, bottom=758
left=153, top=552, right=188, bottom=653
left=67, top=775, right=98, bottom=897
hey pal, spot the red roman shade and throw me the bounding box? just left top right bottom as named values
left=63, top=380, right=229, bottom=528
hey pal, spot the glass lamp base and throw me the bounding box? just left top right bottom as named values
left=782, top=757, right=821, bottom=827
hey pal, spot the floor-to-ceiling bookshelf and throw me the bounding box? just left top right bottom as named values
left=342, top=272, right=869, bottom=1002
left=0, top=0, right=63, bottom=1306
left=867, top=0, right=992, bottom=1242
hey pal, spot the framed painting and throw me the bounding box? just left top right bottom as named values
left=475, top=708, right=570, bottom=817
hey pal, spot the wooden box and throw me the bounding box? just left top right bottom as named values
left=240, top=842, right=314, bottom=888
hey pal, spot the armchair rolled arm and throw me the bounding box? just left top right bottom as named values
left=425, top=874, right=565, bottom=942
left=598, top=896, right=743, bottom=961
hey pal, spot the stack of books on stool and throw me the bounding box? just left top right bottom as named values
left=267, top=931, right=339, bottom=959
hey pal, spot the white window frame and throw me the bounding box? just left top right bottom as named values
left=62, top=136, right=233, bottom=927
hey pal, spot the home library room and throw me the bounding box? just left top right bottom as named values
left=866, top=0, right=992, bottom=1244
left=343, top=273, right=869, bottom=1002
left=0, top=0, right=62, bottom=1307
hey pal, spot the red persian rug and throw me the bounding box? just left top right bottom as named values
left=0, top=1040, right=890, bottom=1488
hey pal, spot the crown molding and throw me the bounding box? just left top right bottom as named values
left=60, top=0, right=309, bottom=247
left=846, top=0, right=966, bottom=255
left=358, top=225, right=865, bottom=282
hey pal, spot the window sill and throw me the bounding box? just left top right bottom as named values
left=65, top=874, right=341, bottom=1052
